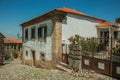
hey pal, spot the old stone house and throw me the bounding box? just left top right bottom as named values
left=20, top=7, right=119, bottom=69
left=0, top=33, right=5, bottom=65
left=4, top=38, right=22, bottom=60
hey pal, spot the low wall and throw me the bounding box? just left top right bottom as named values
left=68, top=45, right=82, bottom=71
left=82, top=55, right=120, bottom=79
left=24, top=59, right=53, bottom=69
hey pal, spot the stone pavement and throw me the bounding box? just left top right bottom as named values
left=0, top=59, right=117, bottom=80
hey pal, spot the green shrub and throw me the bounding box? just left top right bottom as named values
left=69, top=35, right=99, bottom=56
left=12, top=50, right=18, bottom=58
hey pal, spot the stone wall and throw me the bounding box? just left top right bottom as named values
left=52, top=17, right=62, bottom=66
left=0, top=33, right=5, bottom=65
left=24, top=59, right=52, bottom=69
left=68, top=45, right=82, bottom=71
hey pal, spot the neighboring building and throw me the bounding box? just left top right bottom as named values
left=0, top=33, right=5, bottom=65
left=20, top=7, right=119, bottom=69
left=4, top=38, right=22, bottom=59
left=115, top=17, right=120, bottom=39
left=115, top=17, right=120, bottom=23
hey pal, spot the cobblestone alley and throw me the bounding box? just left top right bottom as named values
left=0, top=59, right=116, bottom=80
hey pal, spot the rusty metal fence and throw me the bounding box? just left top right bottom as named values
left=81, top=38, right=120, bottom=79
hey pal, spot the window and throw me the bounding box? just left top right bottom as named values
left=118, top=31, right=120, bottom=39
left=100, top=31, right=103, bottom=38
left=114, top=31, right=118, bottom=39
left=25, top=29, right=28, bottom=40
left=11, top=44, right=13, bottom=49
left=14, top=44, right=16, bottom=50
left=104, top=31, right=109, bottom=38
left=44, top=26, right=47, bottom=39
left=38, top=26, right=47, bottom=40
left=18, top=44, right=21, bottom=51
left=38, top=27, right=43, bottom=38
left=31, top=28, right=35, bottom=39
left=26, top=51, right=28, bottom=56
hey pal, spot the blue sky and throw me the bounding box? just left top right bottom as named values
left=0, top=0, right=120, bottom=38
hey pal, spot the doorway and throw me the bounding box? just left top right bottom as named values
left=62, top=44, right=68, bottom=64
left=32, top=51, right=35, bottom=66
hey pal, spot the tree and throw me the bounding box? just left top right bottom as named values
left=17, top=32, right=21, bottom=40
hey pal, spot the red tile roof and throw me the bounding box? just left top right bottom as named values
left=97, top=22, right=113, bottom=27
left=56, top=7, right=87, bottom=16
left=4, top=38, right=22, bottom=44
left=97, top=21, right=119, bottom=28
left=21, top=7, right=106, bottom=27
left=56, top=7, right=106, bottom=22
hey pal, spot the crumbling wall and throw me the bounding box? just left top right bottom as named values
left=68, top=45, right=82, bottom=71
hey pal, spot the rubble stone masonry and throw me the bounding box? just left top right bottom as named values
left=52, top=17, right=62, bottom=66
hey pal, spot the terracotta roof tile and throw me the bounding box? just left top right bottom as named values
left=97, top=21, right=119, bottom=28
left=97, top=22, right=113, bottom=27
left=56, top=7, right=87, bottom=16
left=21, top=7, right=106, bottom=27
left=4, top=38, right=22, bottom=44
left=56, top=7, right=105, bottom=22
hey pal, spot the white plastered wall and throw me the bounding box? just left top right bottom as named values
left=62, top=13, right=100, bottom=44
left=23, top=20, right=53, bottom=61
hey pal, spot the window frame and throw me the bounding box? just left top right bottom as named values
left=38, top=27, right=43, bottom=39
left=38, top=25, right=47, bottom=41
left=25, top=28, right=28, bottom=40
left=31, top=27, right=36, bottom=40
left=7, top=44, right=9, bottom=50
left=26, top=51, right=28, bottom=57
left=40, top=53, right=45, bottom=62
left=14, top=44, right=16, bottom=50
